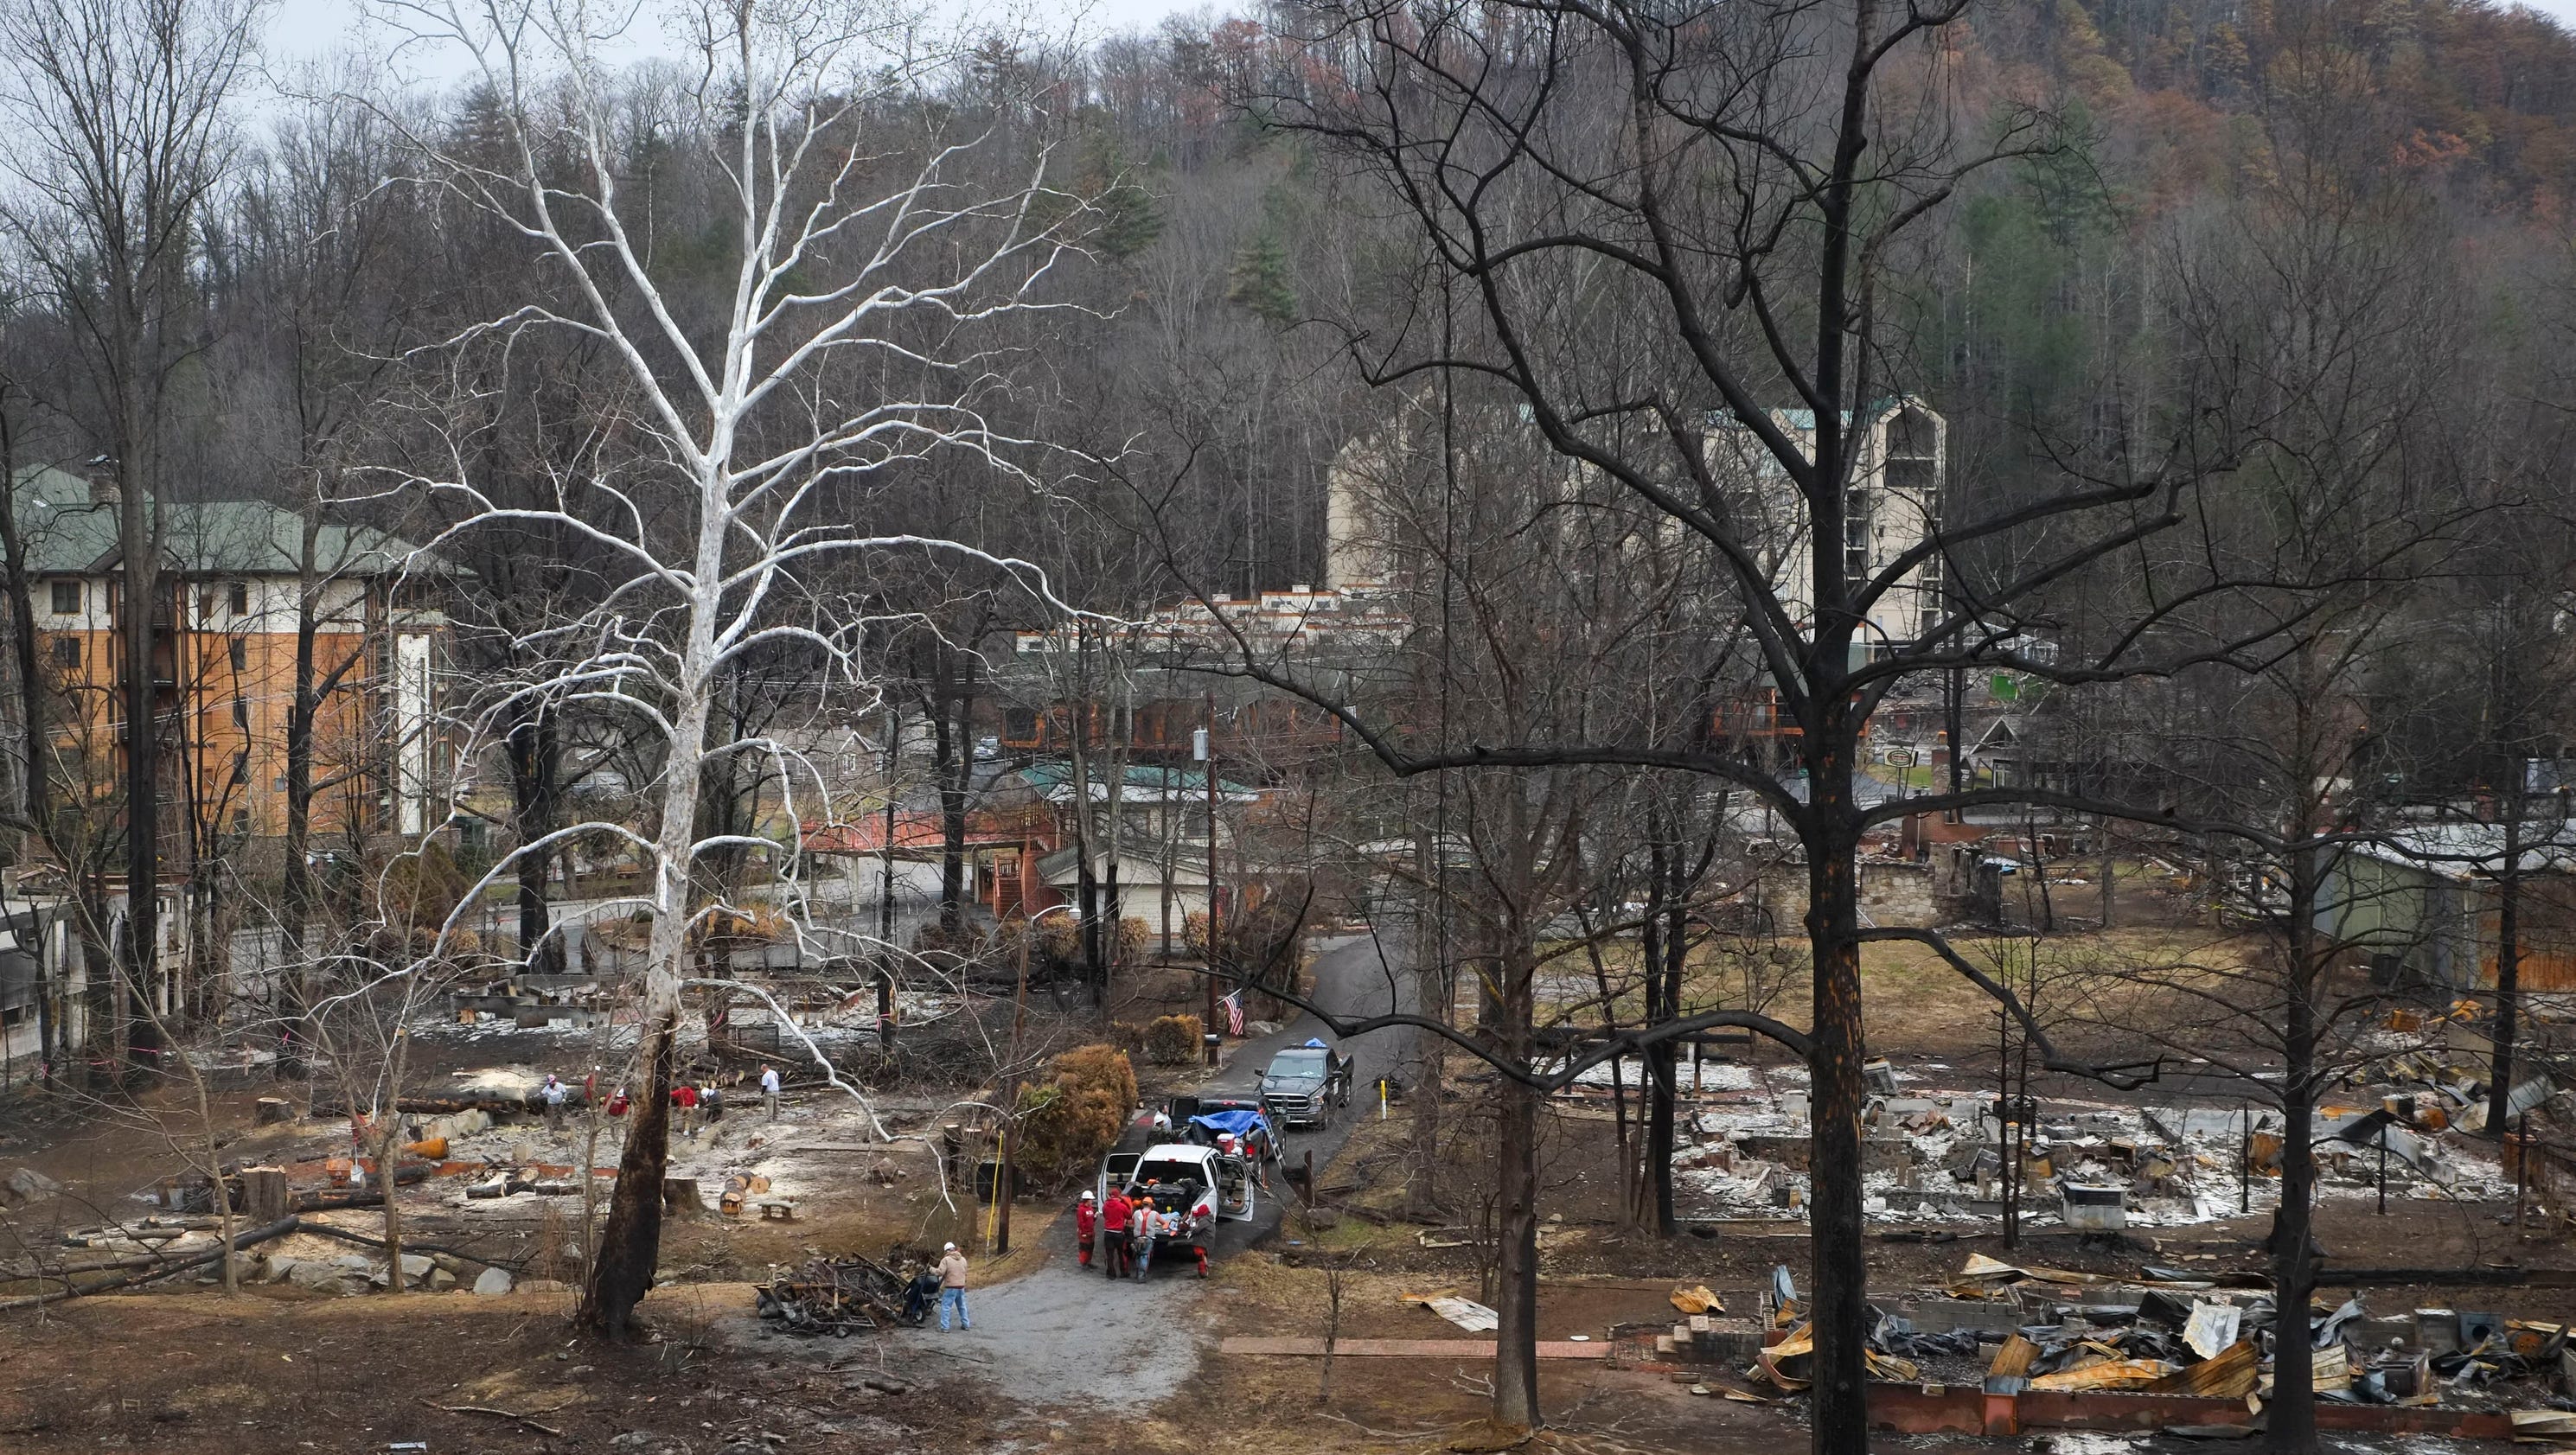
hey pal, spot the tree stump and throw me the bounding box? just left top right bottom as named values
left=240, top=1166, right=290, bottom=1224
left=661, top=1177, right=701, bottom=1216
left=253, top=1097, right=294, bottom=1126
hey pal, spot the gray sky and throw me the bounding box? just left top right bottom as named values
left=268, top=0, right=2576, bottom=86
left=266, top=0, right=1211, bottom=86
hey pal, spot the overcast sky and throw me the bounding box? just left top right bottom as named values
left=267, top=0, right=1211, bottom=86
left=270, top=0, right=2576, bottom=86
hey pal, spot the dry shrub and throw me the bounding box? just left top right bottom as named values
left=911, top=921, right=984, bottom=957
left=535, top=1202, right=566, bottom=1281
left=1053, top=1043, right=1138, bottom=1108
left=1013, top=1043, right=1138, bottom=1190
left=1037, top=913, right=1083, bottom=964
left=1144, top=1014, right=1204, bottom=1066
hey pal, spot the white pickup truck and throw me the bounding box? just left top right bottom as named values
left=1096, top=1139, right=1258, bottom=1276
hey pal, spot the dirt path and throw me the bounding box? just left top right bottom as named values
left=937, top=933, right=1415, bottom=1408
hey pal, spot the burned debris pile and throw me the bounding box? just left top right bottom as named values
left=1612, top=1259, right=2576, bottom=1437
left=753, top=1252, right=929, bottom=1337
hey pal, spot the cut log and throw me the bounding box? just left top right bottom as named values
left=310, top=1095, right=531, bottom=1118
left=293, top=1162, right=431, bottom=1211
left=240, top=1167, right=291, bottom=1225
left=291, top=1221, right=515, bottom=1272
left=0, top=1216, right=303, bottom=1311
left=254, top=1097, right=295, bottom=1125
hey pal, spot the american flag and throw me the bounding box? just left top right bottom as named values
left=1220, top=992, right=1244, bottom=1037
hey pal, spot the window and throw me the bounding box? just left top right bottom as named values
left=1843, top=486, right=1870, bottom=594
left=228, top=637, right=246, bottom=673
left=50, top=637, right=78, bottom=670
left=48, top=580, right=79, bottom=616
left=231, top=749, right=249, bottom=785
left=227, top=581, right=249, bottom=616
left=1889, top=405, right=1936, bottom=461
left=231, top=697, right=250, bottom=731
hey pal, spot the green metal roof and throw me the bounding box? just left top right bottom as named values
left=12, top=465, right=433, bottom=578
left=1017, top=760, right=1261, bottom=799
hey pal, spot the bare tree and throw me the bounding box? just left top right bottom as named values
left=1132, top=386, right=1825, bottom=1425
left=0, top=0, right=265, bottom=1060
left=304, top=853, right=472, bottom=1299
left=208, top=76, right=430, bottom=1007
left=2047, top=82, right=2474, bottom=1445
left=1205, top=1, right=2284, bottom=1437
left=382, top=0, right=1091, bottom=1337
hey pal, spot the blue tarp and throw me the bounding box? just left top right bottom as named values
left=1301, top=1037, right=1329, bottom=1049
left=1189, top=1108, right=1272, bottom=1139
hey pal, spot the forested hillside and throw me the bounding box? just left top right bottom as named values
left=1016, top=0, right=2576, bottom=605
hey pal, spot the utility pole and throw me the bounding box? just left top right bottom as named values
left=1946, top=665, right=1964, bottom=796
left=878, top=703, right=898, bottom=1049
left=994, top=920, right=1033, bottom=1254
left=1199, top=694, right=1221, bottom=1042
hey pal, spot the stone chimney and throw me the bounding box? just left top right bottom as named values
left=85, top=455, right=118, bottom=506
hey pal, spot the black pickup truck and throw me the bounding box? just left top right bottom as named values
left=1258, top=1041, right=1353, bottom=1130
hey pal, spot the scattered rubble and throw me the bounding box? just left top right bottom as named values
left=1640, top=1039, right=2528, bottom=1228
left=1402, top=1289, right=1501, bottom=1333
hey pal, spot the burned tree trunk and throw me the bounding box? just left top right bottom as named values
left=583, top=1010, right=676, bottom=1337
left=2266, top=954, right=2320, bottom=1452
left=505, top=698, right=563, bottom=974
left=1804, top=759, right=1870, bottom=1455
left=0, top=405, right=44, bottom=853
left=1640, top=830, right=1688, bottom=1236
left=1489, top=937, right=1542, bottom=1429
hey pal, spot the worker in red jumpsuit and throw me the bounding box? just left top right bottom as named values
left=1074, top=1190, right=1098, bottom=1267
left=1100, top=1188, right=1132, bottom=1279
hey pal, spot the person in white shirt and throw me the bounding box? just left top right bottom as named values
left=759, top=1063, right=782, bottom=1120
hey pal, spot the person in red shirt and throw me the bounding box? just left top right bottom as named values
left=673, top=1082, right=700, bottom=1136
left=1073, top=1190, right=1098, bottom=1267
left=1100, top=1187, right=1132, bottom=1280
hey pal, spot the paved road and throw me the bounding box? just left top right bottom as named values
left=952, top=931, right=1416, bottom=1407
left=1204, top=929, right=1416, bottom=1257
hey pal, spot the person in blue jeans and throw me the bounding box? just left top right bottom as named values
left=936, top=1242, right=972, bottom=1330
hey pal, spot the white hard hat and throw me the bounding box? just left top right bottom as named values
left=1080, top=1190, right=1095, bottom=1200
left=943, top=1241, right=957, bottom=1252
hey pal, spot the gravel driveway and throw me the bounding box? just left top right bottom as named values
left=936, top=931, right=1416, bottom=1407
